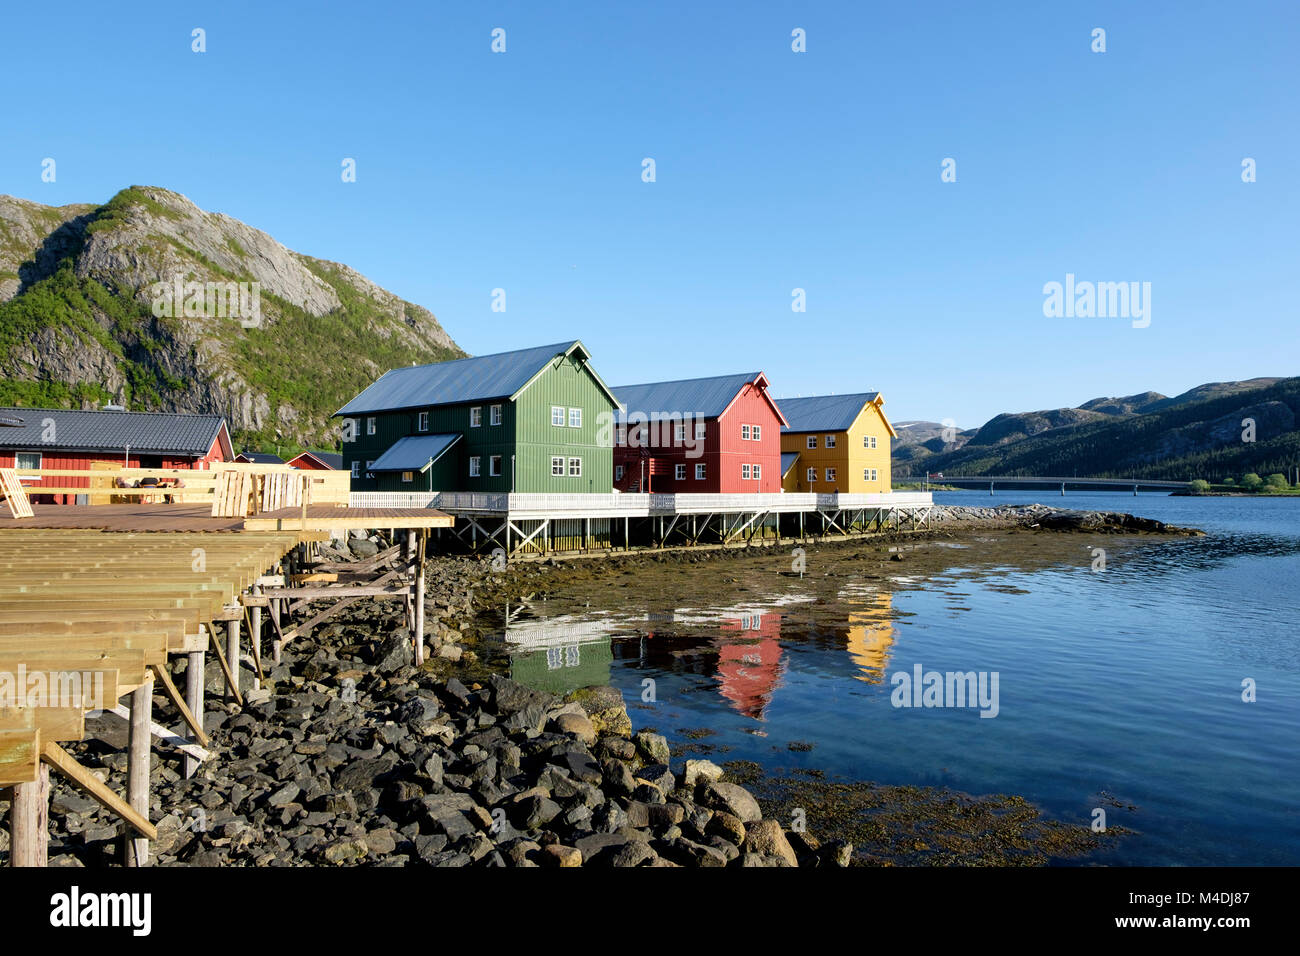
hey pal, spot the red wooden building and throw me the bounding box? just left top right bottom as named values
left=286, top=451, right=343, bottom=470
left=611, top=372, right=787, bottom=493
left=0, top=406, right=233, bottom=504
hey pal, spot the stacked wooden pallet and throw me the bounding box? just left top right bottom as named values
left=0, top=468, right=33, bottom=519
left=0, top=528, right=303, bottom=865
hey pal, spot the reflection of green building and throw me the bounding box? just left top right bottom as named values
left=502, top=617, right=615, bottom=696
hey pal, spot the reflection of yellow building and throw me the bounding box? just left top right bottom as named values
left=843, top=592, right=895, bottom=682
left=778, top=392, right=896, bottom=493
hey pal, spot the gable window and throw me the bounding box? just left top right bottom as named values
left=825, top=434, right=836, bottom=448
left=615, top=464, right=625, bottom=481
left=806, top=467, right=816, bottom=483
left=806, top=436, right=817, bottom=449
left=569, top=407, right=582, bottom=428
left=695, top=422, right=706, bottom=440
left=551, top=456, right=565, bottom=476
left=490, top=455, right=502, bottom=477
left=742, top=464, right=751, bottom=480
left=350, top=460, right=361, bottom=479
left=675, top=463, right=686, bottom=480
left=15, top=452, right=41, bottom=471
left=825, top=467, right=836, bottom=482
left=741, top=424, right=751, bottom=440
left=366, top=417, right=376, bottom=436
left=752, top=424, right=761, bottom=441
left=469, top=456, right=481, bottom=477
left=418, top=411, right=429, bottom=432
left=490, top=404, right=502, bottom=426
left=401, top=471, right=413, bottom=483
left=864, top=468, right=878, bottom=481
left=568, top=457, right=582, bottom=477
left=552, top=406, right=565, bottom=427
left=469, top=407, right=482, bottom=427
left=753, top=463, right=761, bottom=480
left=695, top=463, right=706, bottom=480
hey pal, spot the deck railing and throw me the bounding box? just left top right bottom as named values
left=15, top=464, right=351, bottom=507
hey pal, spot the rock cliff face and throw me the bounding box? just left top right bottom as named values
left=0, top=186, right=463, bottom=450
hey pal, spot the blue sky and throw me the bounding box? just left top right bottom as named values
left=3, top=0, right=1296, bottom=427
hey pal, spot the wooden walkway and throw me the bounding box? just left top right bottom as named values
left=0, top=502, right=452, bottom=867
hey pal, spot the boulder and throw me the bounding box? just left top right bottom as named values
left=743, top=819, right=799, bottom=867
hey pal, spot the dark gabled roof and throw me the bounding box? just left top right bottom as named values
left=613, top=372, right=786, bottom=424
left=0, top=406, right=229, bottom=457
left=288, top=455, right=340, bottom=473
left=236, top=451, right=284, bottom=464
left=780, top=452, right=800, bottom=477
left=369, top=434, right=461, bottom=472
left=778, top=393, right=882, bottom=433
left=335, top=341, right=618, bottom=416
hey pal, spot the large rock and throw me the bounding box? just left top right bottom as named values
left=633, top=731, right=671, bottom=766
left=553, top=712, right=596, bottom=745
left=374, top=630, right=413, bottom=673
left=683, top=759, right=724, bottom=788
left=743, top=820, right=799, bottom=867
left=700, top=782, right=762, bottom=824
left=565, top=685, right=632, bottom=737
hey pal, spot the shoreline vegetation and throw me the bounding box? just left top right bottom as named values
left=17, top=504, right=1198, bottom=868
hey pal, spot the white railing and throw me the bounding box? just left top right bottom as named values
left=349, top=491, right=438, bottom=508
left=348, top=489, right=931, bottom=515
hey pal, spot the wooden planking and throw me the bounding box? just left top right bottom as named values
left=1, top=468, right=34, bottom=518
left=0, top=728, right=40, bottom=784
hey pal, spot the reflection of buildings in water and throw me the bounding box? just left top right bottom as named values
left=500, top=616, right=615, bottom=697
left=714, top=610, right=785, bottom=721
left=843, top=592, right=895, bottom=683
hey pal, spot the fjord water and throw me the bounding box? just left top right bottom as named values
left=494, top=492, right=1300, bottom=865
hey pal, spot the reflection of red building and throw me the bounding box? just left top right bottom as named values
left=715, top=611, right=785, bottom=719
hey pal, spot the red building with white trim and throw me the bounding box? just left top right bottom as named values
left=611, top=372, right=787, bottom=493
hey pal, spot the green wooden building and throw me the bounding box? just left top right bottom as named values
left=335, top=340, right=620, bottom=493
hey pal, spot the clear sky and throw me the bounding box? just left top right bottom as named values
left=3, top=0, right=1296, bottom=427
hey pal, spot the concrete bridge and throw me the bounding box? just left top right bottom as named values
left=918, top=475, right=1190, bottom=495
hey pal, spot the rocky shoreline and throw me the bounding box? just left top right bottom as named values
left=3, top=504, right=1195, bottom=868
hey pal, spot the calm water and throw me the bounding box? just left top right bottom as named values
left=486, top=492, right=1300, bottom=865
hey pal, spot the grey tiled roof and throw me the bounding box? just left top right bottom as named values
left=778, top=393, right=881, bottom=433
left=237, top=451, right=284, bottom=464
left=336, top=341, right=598, bottom=415
left=612, top=372, right=764, bottom=422
left=0, top=407, right=228, bottom=456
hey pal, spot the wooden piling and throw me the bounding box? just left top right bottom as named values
left=249, top=598, right=263, bottom=692
left=124, top=671, right=153, bottom=866
left=225, top=618, right=240, bottom=701
left=184, top=649, right=204, bottom=779
left=414, top=530, right=427, bottom=666
left=9, top=764, right=50, bottom=867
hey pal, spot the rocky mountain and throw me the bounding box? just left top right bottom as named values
left=897, top=377, right=1300, bottom=481
left=0, top=186, right=463, bottom=451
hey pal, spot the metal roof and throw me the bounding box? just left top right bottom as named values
left=0, top=406, right=228, bottom=457
left=335, top=341, right=616, bottom=416
left=612, top=372, right=764, bottom=423
left=369, top=434, right=461, bottom=472
left=778, top=393, right=881, bottom=433
left=780, top=452, right=800, bottom=476
left=236, top=451, right=284, bottom=464
left=297, top=451, right=343, bottom=470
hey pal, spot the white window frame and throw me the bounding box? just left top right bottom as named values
left=864, top=435, right=877, bottom=449
left=695, top=463, right=706, bottom=480
left=675, top=423, right=686, bottom=442
left=417, top=411, right=429, bottom=432
left=806, top=467, right=816, bottom=483
left=615, top=464, right=625, bottom=481
left=489, top=455, right=502, bottom=477
left=14, top=452, right=41, bottom=471
left=401, top=471, right=413, bottom=483
left=741, top=424, right=751, bottom=440
left=742, top=463, right=751, bottom=480
left=552, top=406, right=565, bottom=427
left=695, top=422, right=706, bottom=440
left=825, top=434, right=836, bottom=448
left=806, top=435, right=817, bottom=449
left=753, top=463, right=761, bottom=480
left=551, top=456, right=565, bottom=476
left=469, top=456, right=481, bottom=477
left=569, top=407, right=582, bottom=428
left=490, top=404, right=502, bottom=426
left=350, top=460, right=361, bottom=479
left=469, top=407, right=482, bottom=428
left=568, top=457, right=582, bottom=477
left=365, top=460, right=375, bottom=478
left=366, top=417, right=376, bottom=436
left=675, top=463, right=686, bottom=480
left=825, top=467, right=836, bottom=482
left=753, top=424, right=761, bottom=441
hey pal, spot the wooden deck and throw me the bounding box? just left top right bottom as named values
left=243, top=506, right=455, bottom=532
left=0, top=503, right=454, bottom=534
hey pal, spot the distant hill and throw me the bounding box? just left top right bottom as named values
left=0, top=186, right=464, bottom=451
left=897, top=378, right=1299, bottom=481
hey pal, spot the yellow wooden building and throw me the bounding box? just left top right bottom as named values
left=778, top=392, right=896, bottom=493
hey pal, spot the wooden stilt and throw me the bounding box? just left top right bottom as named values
left=414, top=531, right=427, bottom=666
left=184, top=649, right=204, bottom=779
left=225, top=618, right=240, bottom=702
left=124, top=672, right=153, bottom=866
left=249, top=599, right=263, bottom=691
left=270, top=598, right=283, bottom=665
left=9, top=763, right=49, bottom=867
